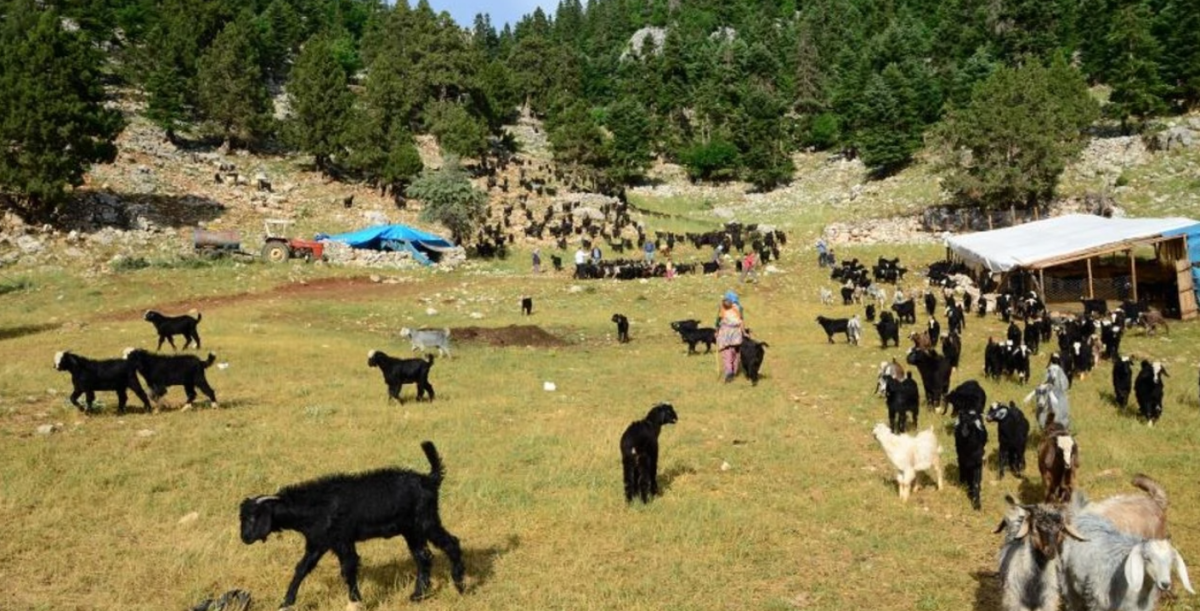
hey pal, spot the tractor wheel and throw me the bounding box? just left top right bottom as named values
left=262, top=241, right=290, bottom=263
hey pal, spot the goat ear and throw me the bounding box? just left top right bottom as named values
left=1174, top=546, right=1195, bottom=595
left=1015, top=519, right=1030, bottom=540
left=1023, top=390, right=1036, bottom=404
left=993, top=519, right=1007, bottom=534
left=1125, top=545, right=1146, bottom=593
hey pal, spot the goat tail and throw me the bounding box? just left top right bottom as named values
left=426, top=354, right=436, bottom=366
left=421, top=441, right=445, bottom=485
left=1131, top=473, right=1168, bottom=510
left=194, top=311, right=202, bottom=323
left=203, top=353, right=216, bottom=368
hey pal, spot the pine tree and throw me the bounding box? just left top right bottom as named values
left=257, top=0, right=304, bottom=81
left=197, top=14, right=273, bottom=147
left=0, top=0, right=124, bottom=220
left=1105, top=2, right=1168, bottom=130
left=855, top=65, right=922, bottom=174
left=407, top=155, right=487, bottom=245
left=1160, top=0, right=1200, bottom=108
left=605, top=98, right=654, bottom=184
left=286, top=33, right=352, bottom=173
left=143, top=0, right=199, bottom=140
left=426, top=101, right=488, bottom=160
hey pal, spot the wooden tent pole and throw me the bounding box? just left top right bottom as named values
left=1130, top=249, right=1139, bottom=302
left=1038, top=268, right=1046, bottom=302
left=1087, top=258, right=1095, bottom=299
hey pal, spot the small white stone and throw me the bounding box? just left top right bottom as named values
left=178, top=511, right=199, bottom=525
left=425, top=307, right=438, bottom=316
left=136, top=429, right=155, bottom=437
left=543, top=382, right=557, bottom=392
left=35, top=424, right=57, bottom=435
left=720, top=460, right=732, bottom=472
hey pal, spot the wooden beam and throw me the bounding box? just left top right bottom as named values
left=1039, top=268, right=1046, bottom=302
left=1087, top=257, right=1095, bottom=299
left=1130, top=249, right=1139, bottom=302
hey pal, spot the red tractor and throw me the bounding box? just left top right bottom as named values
left=261, top=219, right=324, bottom=263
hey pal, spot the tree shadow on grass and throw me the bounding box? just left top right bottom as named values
left=0, top=323, right=60, bottom=342
left=55, top=191, right=227, bottom=232
left=358, top=534, right=520, bottom=597
left=970, top=569, right=1001, bottom=611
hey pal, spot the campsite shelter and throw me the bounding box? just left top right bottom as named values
left=944, top=214, right=1200, bottom=319
left=324, top=224, right=456, bottom=266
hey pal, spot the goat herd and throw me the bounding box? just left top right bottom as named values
left=815, top=256, right=1194, bottom=611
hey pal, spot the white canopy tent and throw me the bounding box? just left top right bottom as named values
left=944, top=214, right=1200, bottom=273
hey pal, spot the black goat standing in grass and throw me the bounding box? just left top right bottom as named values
left=521, top=296, right=533, bottom=316
left=739, top=336, right=769, bottom=385
left=368, top=350, right=436, bottom=403
left=620, top=403, right=678, bottom=503
left=54, top=351, right=153, bottom=414
left=240, top=441, right=466, bottom=607
left=123, top=348, right=217, bottom=409
left=143, top=310, right=202, bottom=351
left=612, top=313, right=630, bottom=343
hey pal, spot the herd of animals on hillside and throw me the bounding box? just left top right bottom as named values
left=48, top=244, right=1198, bottom=611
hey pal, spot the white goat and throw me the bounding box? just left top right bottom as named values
left=872, top=423, right=942, bottom=502
left=1062, top=512, right=1194, bottom=611
left=1025, top=382, right=1070, bottom=430
left=819, top=287, right=834, bottom=305
left=399, top=327, right=452, bottom=358
left=847, top=315, right=862, bottom=346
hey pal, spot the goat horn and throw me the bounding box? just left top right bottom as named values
left=255, top=495, right=279, bottom=504
left=1063, top=523, right=1087, bottom=542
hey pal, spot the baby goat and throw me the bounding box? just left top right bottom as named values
left=1037, top=413, right=1078, bottom=504
left=368, top=350, right=435, bottom=403
left=620, top=403, right=679, bottom=503
left=123, top=348, right=217, bottom=410
left=240, top=441, right=466, bottom=607
left=612, top=314, right=630, bottom=343
left=54, top=351, right=152, bottom=414
left=144, top=310, right=202, bottom=351
left=872, top=423, right=942, bottom=502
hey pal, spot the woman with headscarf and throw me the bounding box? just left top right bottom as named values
left=716, top=290, right=745, bottom=382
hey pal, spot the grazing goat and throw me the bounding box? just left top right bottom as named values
left=881, top=373, right=920, bottom=433
left=367, top=350, right=435, bottom=403
left=1038, top=414, right=1078, bottom=503
left=144, top=310, right=202, bottom=351
left=620, top=403, right=679, bottom=503
left=1137, top=309, right=1169, bottom=335
left=846, top=315, right=862, bottom=346
left=986, top=401, right=1029, bottom=479
left=239, top=441, right=466, bottom=607
left=739, top=336, right=769, bottom=385
left=521, top=296, right=533, bottom=315
left=875, top=312, right=900, bottom=348
left=872, top=423, right=942, bottom=502
left=399, top=327, right=452, bottom=358
left=1061, top=512, right=1194, bottom=611
left=612, top=314, right=630, bottom=343
left=54, top=351, right=152, bottom=414
left=819, top=286, right=834, bottom=305
left=815, top=315, right=851, bottom=344
left=995, top=496, right=1087, bottom=611
left=891, top=300, right=917, bottom=324
left=1076, top=474, right=1169, bottom=540
left=1134, top=360, right=1167, bottom=426
left=122, top=348, right=217, bottom=409
left=671, top=320, right=715, bottom=354
left=954, top=405, right=988, bottom=510
left=1112, top=355, right=1134, bottom=409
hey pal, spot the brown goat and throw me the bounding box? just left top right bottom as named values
left=1138, top=309, right=1170, bottom=335
left=909, top=330, right=932, bottom=352
left=1078, top=473, right=1169, bottom=539
left=1038, top=414, right=1079, bottom=503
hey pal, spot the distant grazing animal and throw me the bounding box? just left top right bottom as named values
left=1112, top=355, right=1134, bottom=409
left=1134, top=360, right=1168, bottom=426
left=239, top=441, right=465, bottom=607
left=399, top=327, right=452, bottom=358
left=1038, top=413, right=1078, bottom=503
left=846, top=315, right=862, bottom=346
left=872, top=423, right=942, bottom=503
left=612, top=314, right=630, bottom=343
left=986, top=401, right=1029, bottom=479
left=881, top=373, right=920, bottom=434
left=891, top=300, right=916, bottom=324
left=815, top=315, right=852, bottom=344
left=819, top=287, right=834, bottom=305
left=143, top=310, right=202, bottom=351
left=53, top=351, right=153, bottom=414
left=942, top=332, right=962, bottom=370
left=671, top=320, right=716, bottom=355
left=739, top=336, right=769, bottom=385
left=122, top=348, right=218, bottom=409
left=550, top=254, right=563, bottom=271
left=367, top=350, right=435, bottom=403
left=924, top=291, right=937, bottom=318
left=620, top=403, right=679, bottom=503
left=1137, top=309, right=1169, bottom=335
left=865, top=304, right=876, bottom=322
left=521, top=296, right=533, bottom=315
left=875, top=312, right=900, bottom=348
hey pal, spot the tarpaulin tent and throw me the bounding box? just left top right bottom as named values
left=944, top=214, right=1200, bottom=318
left=323, top=225, right=456, bottom=265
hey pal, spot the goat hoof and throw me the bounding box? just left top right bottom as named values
left=211, top=403, right=220, bottom=410
left=182, top=403, right=193, bottom=411
left=346, top=602, right=364, bottom=611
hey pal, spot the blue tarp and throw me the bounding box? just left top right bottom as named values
left=323, top=224, right=456, bottom=251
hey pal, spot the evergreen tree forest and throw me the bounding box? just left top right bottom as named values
left=3, top=0, right=1200, bottom=218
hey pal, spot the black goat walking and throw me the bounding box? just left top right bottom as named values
left=368, top=350, right=436, bottom=403
left=612, top=313, right=630, bottom=343
left=240, top=441, right=466, bottom=607
left=54, top=351, right=153, bottom=414
left=123, top=348, right=217, bottom=409
left=620, top=403, right=679, bottom=503
left=144, top=310, right=202, bottom=351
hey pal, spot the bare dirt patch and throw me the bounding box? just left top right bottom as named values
left=451, top=325, right=568, bottom=348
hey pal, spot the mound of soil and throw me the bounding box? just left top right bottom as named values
left=451, top=325, right=567, bottom=347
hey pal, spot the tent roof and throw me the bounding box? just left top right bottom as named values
left=324, top=224, right=455, bottom=251
left=945, top=214, right=1200, bottom=272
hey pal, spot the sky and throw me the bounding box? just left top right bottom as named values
left=423, top=0, right=553, bottom=29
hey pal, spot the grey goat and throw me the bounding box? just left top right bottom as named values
left=995, top=495, right=1086, bottom=611
left=400, top=327, right=452, bottom=358
left=1061, top=512, right=1194, bottom=611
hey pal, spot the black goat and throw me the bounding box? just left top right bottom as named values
left=367, top=350, right=435, bottom=403
left=986, top=401, right=1029, bottom=479
left=521, top=296, right=533, bottom=316
left=882, top=373, right=920, bottom=434
left=891, top=300, right=916, bottom=324
left=612, top=314, right=630, bottom=343
left=240, top=441, right=465, bottom=606
left=144, top=310, right=202, bottom=351
left=941, top=332, right=962, bottom=370
left=955, top=406, right=988, bottom=511
left=550, top=254, right=563, bottom=271
left=906, top=348, right=951, bottom=410
left=620, top=403, right=679, bottom=503
left=865, top=304, right=876, bottom=322
left=875, top=312, right=900, bottom=348
left=676, top=327, right=715, bottom=354
left=54, top=351, right=152, bottom=414
left=945, top=380, right=987, bottom=417
left=1112, top=354, right=1134, bottom=409
left=739, top=337, right=769, bottom=385
left=1134, top=361, right=1168, bottom=425
left=816, top=315, right=851, bottom=344
left=123, top=348, right=217, bottom=409
left=924, top=291, right=937, bottom=318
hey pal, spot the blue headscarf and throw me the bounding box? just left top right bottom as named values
left=724, top=290, right=739, bottom=304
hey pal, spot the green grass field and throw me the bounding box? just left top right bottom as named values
left=3, top=238, right=1200, bottom=611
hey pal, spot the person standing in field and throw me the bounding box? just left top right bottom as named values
left=574, top=246, right=588, bottom=279
left=532, top=248, right=542, bottom=274
left=644, top=239, right=656, bottom=264
left=716, top=290, right=745, bottom=383
left=740, top=250, right=757, bottom=283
